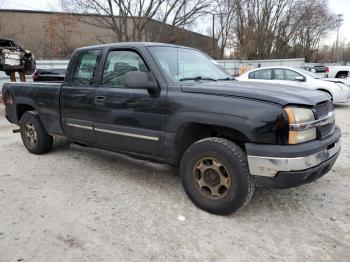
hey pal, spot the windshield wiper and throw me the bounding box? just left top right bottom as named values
left=217, top=77, right=235, bottom=81
left=179, top=76, right=217, bottom=82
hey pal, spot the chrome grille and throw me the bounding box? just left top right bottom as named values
left=315, top=101, right=334, bottom=139
left=315, top=101, right=333, bottom=119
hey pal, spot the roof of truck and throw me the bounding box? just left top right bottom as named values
left=75, top=42, right=196, bottom=51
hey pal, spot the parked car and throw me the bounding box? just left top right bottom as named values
left=0, top=38, right=36, bottom=75
left=313, top=65, right=328, bottom=73
left=236, top=66, right=350, bottom=103
left=2, top=43, right=341, bottom=215
left=32, top=68, right=66, bottom=82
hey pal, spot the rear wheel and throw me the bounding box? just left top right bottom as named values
left=180, top=137, right=255, bottom=215
left=20, top=112, right=53, bottom=154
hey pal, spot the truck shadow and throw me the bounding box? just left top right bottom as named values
left=334, top=103, right=350, bottom=109
left=50, top=141, right=328, bottom=218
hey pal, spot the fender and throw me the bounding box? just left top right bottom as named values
left=316, top=88, right=334, bottom=101
left=165, top=91, right=289, bottom=145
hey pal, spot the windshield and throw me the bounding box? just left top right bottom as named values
left=296, top=68, right=320, bottom=79
left=148, top=46, right=232, bottom=83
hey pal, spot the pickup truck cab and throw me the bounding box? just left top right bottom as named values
left=2, top=42, right=341, bottom=215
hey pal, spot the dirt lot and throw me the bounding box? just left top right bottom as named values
left=0, top=103, right=349, bottom=262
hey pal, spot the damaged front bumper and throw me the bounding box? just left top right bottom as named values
left=245, top=127, right=341, bottom=188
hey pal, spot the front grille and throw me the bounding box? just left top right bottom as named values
left=315, top=101, right=334, bottom=139
left=315, top=101, right=333, bottom=118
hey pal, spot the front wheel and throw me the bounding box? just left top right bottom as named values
left=20, top=112, right=53, bottom=154
left=180, top=138, right=255, bottom=215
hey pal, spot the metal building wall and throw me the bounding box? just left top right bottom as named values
left=217, top=58, right=305, bottom=76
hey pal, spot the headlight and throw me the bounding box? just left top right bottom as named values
left=285, top=107, right=317, bottom=144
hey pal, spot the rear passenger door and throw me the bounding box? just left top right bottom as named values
left=60, top=49, right=102, bottom=143
left=248, top=69, right=272, bottom=83
left=93, top=49, right=166, bottom=156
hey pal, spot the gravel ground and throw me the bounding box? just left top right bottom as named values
left=0, top=102, right=349, bottom=262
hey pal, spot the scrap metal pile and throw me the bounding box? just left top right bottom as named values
left=0, top=39, right=36, bottom=76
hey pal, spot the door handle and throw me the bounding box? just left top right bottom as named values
left=95, top=96, right=106, bottom=104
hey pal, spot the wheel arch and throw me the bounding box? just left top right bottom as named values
left=16, top=104, right=37, bottom=122
left=16, top=104, right=36, bottom=122
left=316, top=88, right=333, bottom=101
left=335, top=71, right=349, bottom=78
left=174, top=122, right=250, bottom=164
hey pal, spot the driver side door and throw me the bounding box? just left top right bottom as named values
left=93, top=49, right=166, bottom=156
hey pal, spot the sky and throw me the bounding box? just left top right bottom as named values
left=0, top=0, right=349, bottom=46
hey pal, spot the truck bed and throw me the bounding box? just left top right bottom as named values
left=3, top=82, right=63, bottom=135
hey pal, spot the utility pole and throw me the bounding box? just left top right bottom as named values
left=335, top=14, right=343, bottom=63
left=212, top=13, right=215, bottom=58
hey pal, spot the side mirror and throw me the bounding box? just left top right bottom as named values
left=124, top=71, right=158, bottom=90
left=295, top=76, right=306, bottom=82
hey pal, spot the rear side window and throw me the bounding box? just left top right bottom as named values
left=101, top=50, right=148, bottom=87
left=249, top=69, right=272, bottom=80
left=71, top=50, right=101, bottom=86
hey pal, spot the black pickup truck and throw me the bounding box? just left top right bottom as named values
left=2, top=43, right=341, bottom=215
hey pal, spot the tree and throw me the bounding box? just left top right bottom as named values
left=291, top=0, right=336, bottom=61
left=211, top=0, right=236, bottom=58
left=229, top=0, right=336, bottom=61
left=43, top=13, right=77, bottom=58
left=62, top=0, right=209, bottom=42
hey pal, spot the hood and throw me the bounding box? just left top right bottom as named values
left=181, top=81, right=329, bottom=106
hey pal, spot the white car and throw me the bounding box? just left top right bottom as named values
left=236, top=66, right=350, bottom=104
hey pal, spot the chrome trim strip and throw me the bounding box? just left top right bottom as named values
left=247, top=141, right=340, bottom=177
left=66, top=123, right=93, bottom=130
left=290, top=112, right=335, bottom=131
left=94, top=128, right=159, bottom=141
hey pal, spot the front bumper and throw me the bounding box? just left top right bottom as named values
left=246, top=126, right=341, bottom=188
left=334, top=88, right=350, bottom=103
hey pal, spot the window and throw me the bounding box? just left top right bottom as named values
left=274, top=69, right=285, bottom=80
left=284, top=69, right=301, bottom=80
left=251, top=69, right=272, bottom=80
left=101, top=50, right=148, bottom=87
left=71, top=50, right=101, bottom=86
left=274, top=69, right=301, bottom=81
left=148, top=47, right=231, bottom=82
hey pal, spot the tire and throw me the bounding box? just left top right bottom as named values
left=180, top=137, right=255, bottom=215
left=20, top=112, right=53, bottom=154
